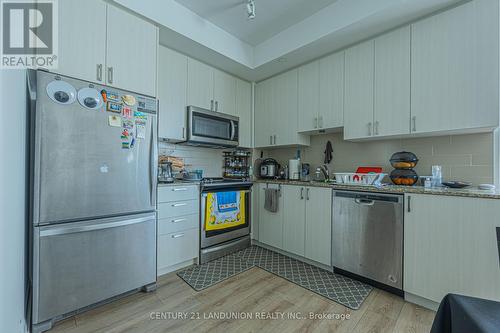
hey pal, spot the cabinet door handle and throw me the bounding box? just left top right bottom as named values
left=375, top=121, right=379, bottom=135
left=172, top=188, right=188, bottom=192
left=306, top=188, right=310, bottom=200
left=172, top=203, right=187, bottom=207
left=215, top=101, right=219, bottom=112
left=171, top=218, right=187, bottom=223
left=107, top=67, right=113, bottom=84
left=182, top=127, right=185, bottom=139
left=210, top=100, right=214, bottom=111
left=314, top=117, right=318, bottom=129
left=269, top=135, right=272, bottom=145
left=273, top=135, right=276, bottom=145
left=412, top=116, right=416, bottom=132
left=300, top=187, right=304, bottom=200
left=171, top=233, right=185, bottom=238
left=96, top=64, right=102, bottom=81
left=368, top=122, right=372, bottom=136
left=319, top=116, right=323, bottom=128
left=407, top=196, right=411, bottom=213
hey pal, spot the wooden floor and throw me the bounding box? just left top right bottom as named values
left=49, top=267, right=435, bottom=333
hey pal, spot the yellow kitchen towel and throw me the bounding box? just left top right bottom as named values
left=205, top=191, right=246, bottom=231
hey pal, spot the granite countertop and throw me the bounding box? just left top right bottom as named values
left=254, top=178, right=500, bottom=199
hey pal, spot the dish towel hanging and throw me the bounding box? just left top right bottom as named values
left=324, top=140, right=333, bottom=164
left=264, top=188, right=279, bottom=213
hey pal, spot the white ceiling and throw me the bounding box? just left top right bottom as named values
left=116, top=0, right=463, bottom=81
left=173, top=0, right=339, bottom=46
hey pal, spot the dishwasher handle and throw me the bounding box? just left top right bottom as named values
left=355, top=198, right=375, bottom=206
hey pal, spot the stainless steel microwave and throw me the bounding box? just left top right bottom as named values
left=186, top=106, right=239, bottom=147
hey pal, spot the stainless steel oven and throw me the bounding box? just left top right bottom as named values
left=200, top=179, right=252, bottom=264
left=187, top=106, right=239, bottom=147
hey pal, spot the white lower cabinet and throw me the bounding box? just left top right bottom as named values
left=157, top=184, right=199, bottom=275
left=258, top=183, right=332, bottom=266
left=258, top=183, right=284, bottom=249
left=304, top=187, right=332, bottom=265
left=283, top=186, right=306, bottom=256
left=404, top=194, right=500, bottom=304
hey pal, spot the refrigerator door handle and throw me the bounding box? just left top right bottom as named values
left=150, top=115, right=158, bottom=207
left=39, top=215, right=154, bottom=237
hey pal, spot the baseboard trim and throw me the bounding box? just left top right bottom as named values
left=251, top=240, right=332, bottom=272
left=404, top=292, right=440, bottom=311
left=157, top=258, right=197, bottom=277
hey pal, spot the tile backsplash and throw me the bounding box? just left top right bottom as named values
left=259, top=132, right=494, bottom=185
left=159, top=142, right=225, bottom=177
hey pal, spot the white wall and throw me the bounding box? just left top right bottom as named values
left=0, top=69, right=28, bottom=333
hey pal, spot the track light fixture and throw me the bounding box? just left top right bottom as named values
left=246, top=0, right=255, bottom=20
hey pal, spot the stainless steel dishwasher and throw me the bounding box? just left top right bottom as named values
left=332, top=191, right=403, bottom=291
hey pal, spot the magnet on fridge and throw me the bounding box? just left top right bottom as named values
left=107, top=101, right=122, bottom=113
left=107, top=92, right=120, bottom=102
left=121, top=129, right=130, bottom=139
left=130, top=138, right=135, bottom=148
left=108, top=115, right=121, bottom=127
left=100, top=89, right=107, bottom=103
left=134, top=111, right=146, bottom=119
left=122, top=95, right=136, bottom=106
left=122, top=119, right=134, bottom=129
left=122, top=106, right=132, bottom=119
left=121, top=141, right=130, bottom=149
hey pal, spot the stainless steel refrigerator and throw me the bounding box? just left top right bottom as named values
left=27, top=70, right=158, bottom=333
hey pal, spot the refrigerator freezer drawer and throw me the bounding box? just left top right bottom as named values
left=33, top=213, right=157, bottom=324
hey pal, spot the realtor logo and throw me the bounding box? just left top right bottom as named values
left=1, top=0, right=58, bottom=69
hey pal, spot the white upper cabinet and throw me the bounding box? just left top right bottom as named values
left=298, top=61, right=320, bottom=132
left=411, top=0, right=499, bottom=134
left=55, top=1, right=157, bottom=96
left=344, top=40, right=375, bottom=140
left=157, top=46, right=188, bottom=142
left=254, top=78, right=274, bottom=148
left=106, top=5, right=157, bottom=96
left=374, top=26, right=411, bottom=137
left=187, top=58, right=214, bottom=110
left=254, top=70, right=310, bottom=148
left=213, top=70, right=237, bottom=115
left=56, top=0, right=107, bottom=83
left=235, top=79, right=253, bottom=148
left=298, top=53, right=344, bottom=133
left=319, top=52, right=344, bottom=130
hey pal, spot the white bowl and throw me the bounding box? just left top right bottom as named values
left=478, top=184, right=496, bottom=191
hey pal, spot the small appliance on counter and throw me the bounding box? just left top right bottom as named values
left=389, top=151, right=419, bottom=186
left=289, top=159, right=301, bottom=180
left=301, top=163, right=310, bottom=181
left=158, top=162, right=174, bottom=183
left=259, top=158, right=280, bottom=179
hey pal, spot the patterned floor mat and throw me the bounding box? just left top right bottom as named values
left=177, top=245, right=372, bottom=310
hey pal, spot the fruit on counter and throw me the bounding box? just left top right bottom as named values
left=389, top=151, right=419, bottom=169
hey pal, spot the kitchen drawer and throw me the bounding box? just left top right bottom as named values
left=158, top=213, right=198, bottom=236
left=158, top=185, right=198, bottom=203
left=157, top=228, right=198, bottom=269
left=158, top=200, right=198, bottom=219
